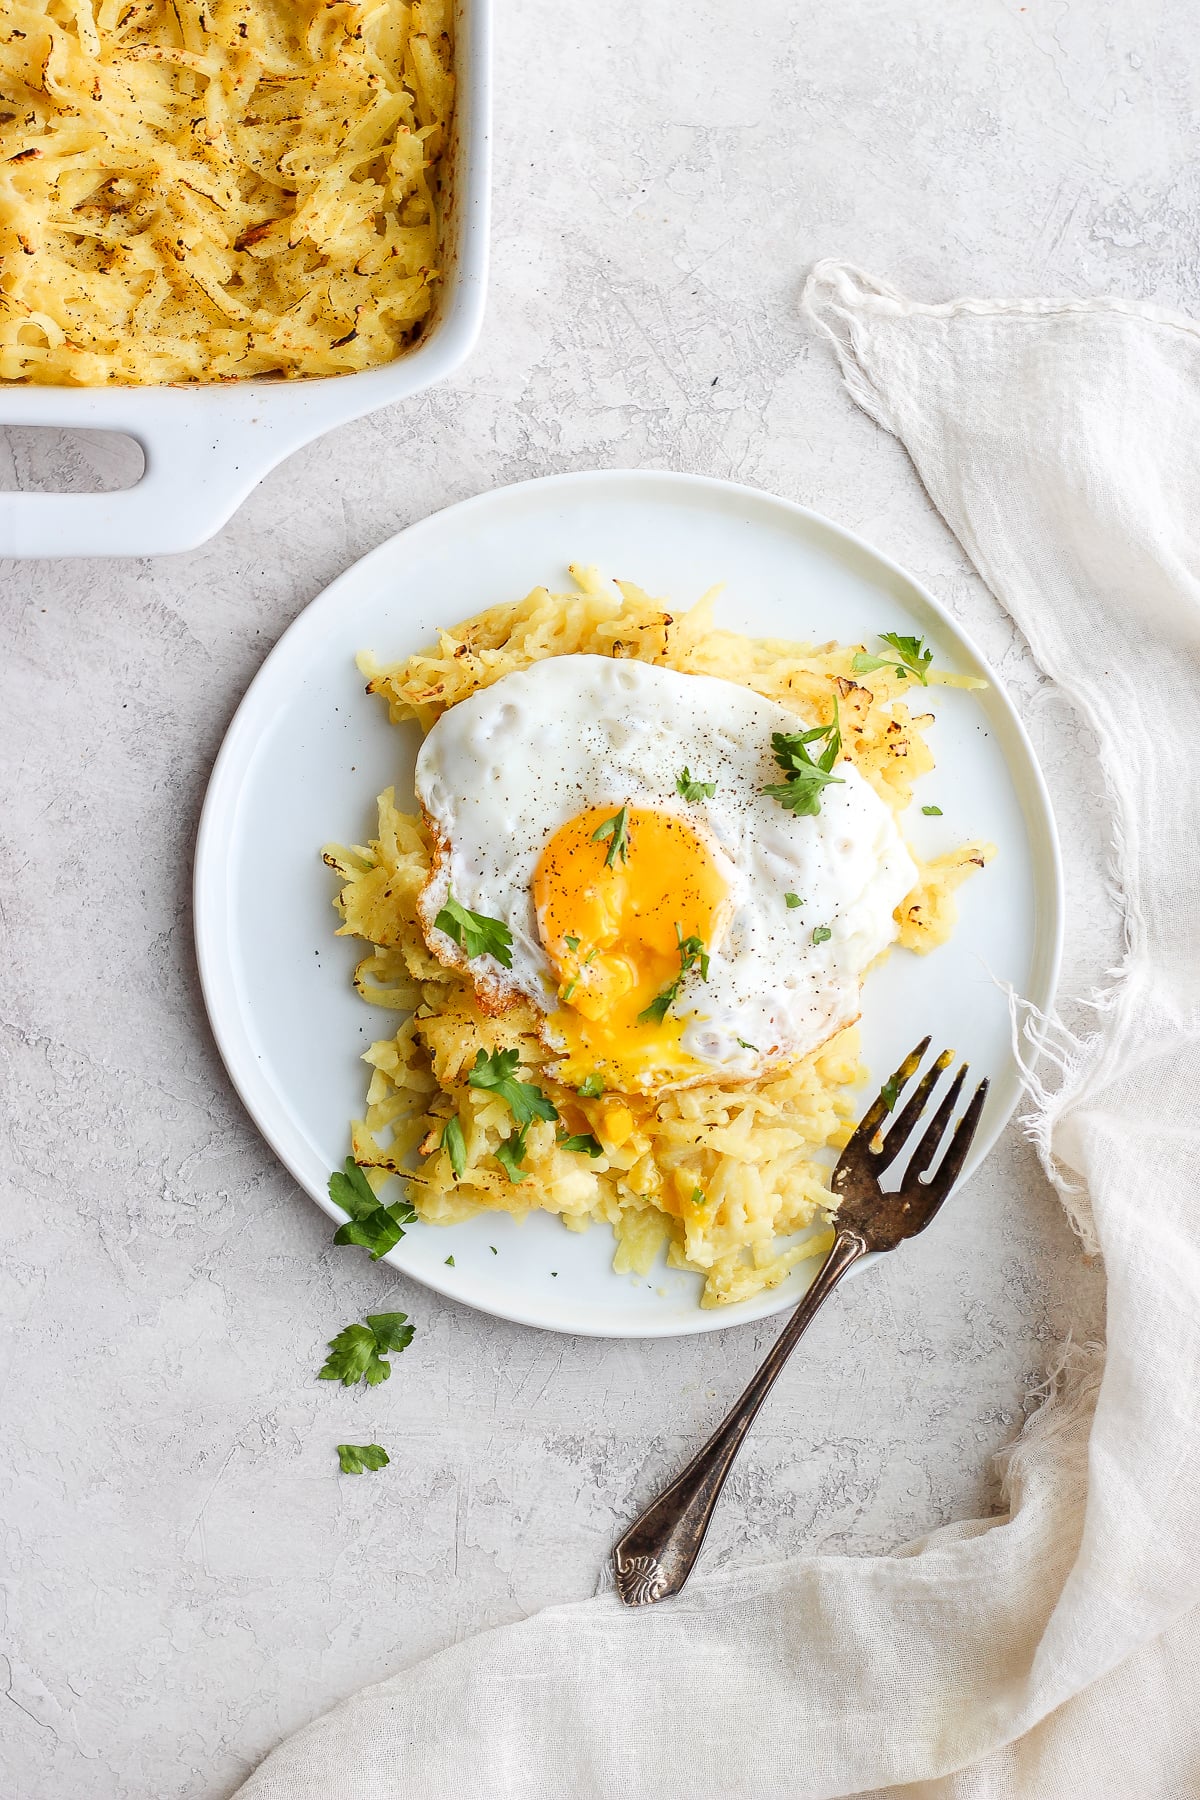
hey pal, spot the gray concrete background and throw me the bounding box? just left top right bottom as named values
left=5, top=0, right=1169, bottom=1791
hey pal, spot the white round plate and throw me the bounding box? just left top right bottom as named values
left=195, top=470, right=1062, bottom=1338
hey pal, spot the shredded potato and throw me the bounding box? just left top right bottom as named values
left=0, top=0, right=452, bottom=384
left=325, top=568, right=994, bottom=1308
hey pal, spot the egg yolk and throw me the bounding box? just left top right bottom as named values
left=532, top=805, right=731, bottom=1091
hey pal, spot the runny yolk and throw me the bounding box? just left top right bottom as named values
left=532, top=805, right=732, bottom=1092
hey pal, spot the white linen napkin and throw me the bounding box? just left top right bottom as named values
left=236, top=266, right=1200, bottom=1798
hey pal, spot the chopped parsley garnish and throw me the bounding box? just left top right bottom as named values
left=676, top=767, right=716, bottom=803
left=851, top=632, right=933, bottom=686
left=564, top=934, right=581, bottom=953
left=591, top=805, right=630, bottom=867
left=329, top=1155, right=377, bottom=1217
left=736, top=1037, right=758, bottom=1052
left=433, top=893, right=514, bottom=968
left=328, top=1158, right=416, bottom=1260
left=444, top=1255, right=455, bottom=1266
left=557, top=1130, right=603, bottom=1158
left=762, top=696, right=844, bottom=817
left=494, top=1126, right=530, bottom=1183
left=880, top=1074, right=901, bottom=1112
left=690, top=1186, right=706, bottom=1207
left=638, top=990, right=675, bottom=1027
left=812, top=924, right=832, bottom=946
left=638, top=924, right=710, bottom=1025
left=922, top=804, right=943, bottom=816
left=318, top=1312, right=414, bottom=1387
left=466, top=1048, right=559, bottom=1126
left=679, top=931, right=711, bottom=982
left=785, top=892, right=803, bottom=909
left=440, top=1115, right=466, bottom=1179
left=336, top=1443, right=390, bottom=1475
left=578, top=1073, right=605, bottom=1099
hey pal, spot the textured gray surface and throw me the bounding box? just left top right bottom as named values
left=2, top=0, right=1164, bottom=1790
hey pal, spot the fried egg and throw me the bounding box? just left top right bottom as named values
left=414, top=655, right=917, bottom=1093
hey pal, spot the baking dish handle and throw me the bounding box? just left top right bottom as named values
left=0, top=414, right=290, bottom=559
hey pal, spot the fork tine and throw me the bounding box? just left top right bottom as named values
left=902, top=1061, right=968, bottom=1185
left=876, top=1047, right=955, bottom=1167
left=847, top=1037, right=931, bottom=1150
left=916, top=1077, right=990, bottom=1207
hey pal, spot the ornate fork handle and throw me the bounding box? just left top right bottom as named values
left=612, top=1038, right=988, bottom=1606
left=612, top=1227, right=869, bottom=1606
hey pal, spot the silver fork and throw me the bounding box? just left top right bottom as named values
left=611, top=1038, right=989, bottom=1606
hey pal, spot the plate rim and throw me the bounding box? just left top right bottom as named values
left=193, top=467, right=1064, bottom=1338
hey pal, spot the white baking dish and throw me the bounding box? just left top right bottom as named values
left=0, top=0, right=490, bottom=560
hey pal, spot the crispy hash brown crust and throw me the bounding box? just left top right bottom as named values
left=324, top=567, right=993, bottom=1308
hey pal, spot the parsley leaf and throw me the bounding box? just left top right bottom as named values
left=879, top=631, right=933, bottom=681
left=564, top=934, right=581, bottom=953
left=851, top=632, right=933, bottom=686
left=440, top=1115, right=466, bottom=1179
left=433, top=893, right=514, bottom=968
left=337, top=1443, right=390, bottom=1475
left=328, top=1158, right=416, bottom=1260
left=676, top=767, right=716, bottom=803
left=812, top=924, right=832, bottom=946
left=785, top=892, right=803, bottom=909
left=678, top=932, right=711, bottom=983
left=332, top=1205, right=415, bottom=1259
left=639, top=924, right=710, bottom=1024
left=922, top=804, right=943, bottom=816
left=444, top=1255, right=455, bottom=1266
left=495, top=1124, right=530, bottom=1183
left=591, top=805, right=630, bottom=868
left=762, top=697, right=844, bottom=817
left=736, top=1037, right=758, bottom=1051
left=328, top=1156, right=378, bottom=1218
left=638, top=988, right=675, bottom=1027
left=578, top=1072, right=605, bottom=1099
left=318, top=1312, right=414, bottom=1387
left=557, top=1130, right=603, bottom=1158
left=880, top=1074, right=901, bottom=1112
left=690, top=1186, right=706, bottom=1206
left=467, top=1048, right=559, bottom=1127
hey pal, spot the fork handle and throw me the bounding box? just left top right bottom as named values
left=612, top=1228, right=869, bottom=1606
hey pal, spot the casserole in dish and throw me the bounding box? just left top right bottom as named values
left=0, top=0, right=490, bottom=559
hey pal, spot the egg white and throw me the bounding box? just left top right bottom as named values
left=415, top=655, right=918, bottom=1084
